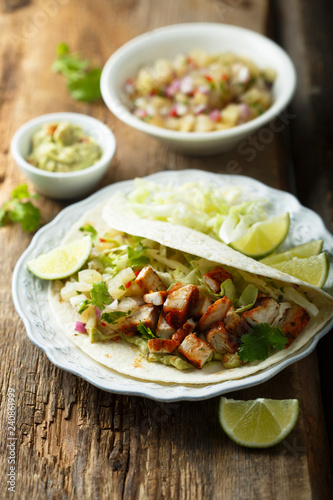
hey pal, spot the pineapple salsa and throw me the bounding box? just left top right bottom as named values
left=122, top=49, right=276, bottom=132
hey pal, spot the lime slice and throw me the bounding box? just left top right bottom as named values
left=260, top=239, right=323, bottom=266
left=267, top=252, right=329, bottom=288
left=230, top=213, right=290, bottom=259
left=27, top=236, right=92, bottom=280
left=219, top=397, right=299, bottom=448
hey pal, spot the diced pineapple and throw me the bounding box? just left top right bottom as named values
left=194, top=115, right=214, bottom=132
left=78, top=269, right=102, bottom=284
left=107, top=267, right=136, bottom=299
left=221, top=104, right=240, bottom=126
left=136, top=67, right=155, bottom=94
left=60, top=281, right=91, bottom=301
left=70, top=294, right=95, bottom=323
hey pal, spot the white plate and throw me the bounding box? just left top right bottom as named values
left=12, top=170, right=333, bottom=402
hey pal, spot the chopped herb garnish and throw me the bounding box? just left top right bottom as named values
left=0, top=184, right=41, bottom=233
left=127, top=242, right=150, bottom=268
left=90, top=281, right=112, bottom=310
left=137, top=321, right=157, bottom=340
left=101, top=311, right=129, bottom=324
left=78, top=299, right=91, bottom=314
left=238, top=323, right=288, bottom=363
left=79, top=224, right=97, bottom=240
left=119, top=284, right=125, bottom=290
left=52, top=43, right=102, bottom=102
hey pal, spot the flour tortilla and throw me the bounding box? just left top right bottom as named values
left=49, top=197, right=333, bottom=385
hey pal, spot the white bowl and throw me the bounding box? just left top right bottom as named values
left=101, top=23, right=296, bottom=155
left=11, top=112, right=116, bottom=200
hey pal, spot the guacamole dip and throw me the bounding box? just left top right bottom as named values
left=26, top=121, right=102, bottom=172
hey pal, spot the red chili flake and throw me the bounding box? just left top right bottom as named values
left=101, top=322, right=107, bottom=327
left=125, top=281, right=132, bottom=289
left=134, top=269, right=141, bottom=277
left=221, top=73, right=228, bottom=81
left=99, top=238, right=107, bottom=242
left=205, top=74, right=214, bottom=82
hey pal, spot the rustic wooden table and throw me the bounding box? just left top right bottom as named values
left=1, top=0, right=332, bottom=498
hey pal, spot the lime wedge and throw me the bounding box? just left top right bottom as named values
left=230, top=213, right=290, bottom=259
left=260, top=239, right=323, bottom=266
left=267, top=252, right=329, bottom=288
left=27, top=236, right=92, bottom=280
left=219, top=397, right=299, bottom=448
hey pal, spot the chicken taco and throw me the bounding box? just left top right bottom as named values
left=48, top=200, right=333, bottom=385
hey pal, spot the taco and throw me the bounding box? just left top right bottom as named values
left=48, top=200, right=333, bottom=385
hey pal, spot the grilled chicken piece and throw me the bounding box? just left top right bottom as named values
left=242, top=296, right=279, bottom=327
left=276, top=304, right=310, bottom=345
left=178, top=333, right=214, bottom=369
left=135, top=266, right=166, bottom=293
left=224, top=306, right=251, bottom=338
left=198, top=296, right=231, bottom=331
left=119, top=304, right=159, bottom=336
left=156, top=312, right=176, bottom=339
left=163, top=284, right=199, bottom=329
left=143, top=290, right=168, bottom=306
left=191, top=296, right=213, bottom=319
left=206, top=321, right=239, bottom=353
left=202, top=266, right=233, bottom=293
left=148, top=338, right=179, bottom=354
left=172, top=318, right=197, bottom=343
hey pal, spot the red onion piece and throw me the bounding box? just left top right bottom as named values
left=75, top=321, right=87, bottom=334
left=209, top=109, right=221, bottom=122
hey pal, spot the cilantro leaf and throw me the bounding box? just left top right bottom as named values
left=68, top=68, right=102, bottom=102
left=79, top=224, right=97, bottom=240
left=90, top=281, right=112, bottom=310
left=0, top=184, right=41, bottom=232
left=78, top=299, right=91, bottom=314
left=238, top=323, right=287, bottom=363
left=52, top=43, right=102, bottom=102
left=137, top=321, right=156, bottom=340
left=101, top=311, right=129, bottom=324
left=9, top=201, right=41, bottom=232
left=127, top=242, right=150, bottom=268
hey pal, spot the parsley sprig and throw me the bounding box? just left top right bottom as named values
left=52, top=43, right=102, bottom=102
left=238, top=323, right=288, bottom=363
left=0, top=184, right=41, bottom=232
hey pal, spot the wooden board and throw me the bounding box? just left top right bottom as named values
left=0, top=0, right=332, bottom=498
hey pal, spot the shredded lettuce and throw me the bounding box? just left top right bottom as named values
left=126, top=179, right=268, bottom=244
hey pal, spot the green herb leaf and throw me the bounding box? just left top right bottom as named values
left=238, top=323, right=288, bottom=363
left=137, top=321, right=156, bottom=340
left=79, top=224, right=98, bottom=240
left=78, top=299, right=91, bottom=314
left=52, top=43, right=102, bottom=102
left=0, top=185, right=41, bottom=232
left=127, top=242, right=150, bottom=268
left=68, top=68, right=102, bottom=102
left=101, top=311, right=128, bottom=324
left=90, top=281, right=112, bottom=310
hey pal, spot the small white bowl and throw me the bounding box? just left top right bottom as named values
left=101, top=23, right=296, bottom=155
left=11, top=112, right=116, bottom=200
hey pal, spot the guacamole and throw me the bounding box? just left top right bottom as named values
left=26, top=121, right=102, bottom=172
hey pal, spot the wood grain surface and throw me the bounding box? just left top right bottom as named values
left=0, top=1, right=332, bottom=499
